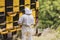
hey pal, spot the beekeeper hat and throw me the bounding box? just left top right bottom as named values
left=25, top=8, right=32, bottom=15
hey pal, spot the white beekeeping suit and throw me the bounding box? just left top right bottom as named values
left=18, top=8, right=34, bottom=40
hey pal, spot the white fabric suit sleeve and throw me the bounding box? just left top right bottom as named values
left=18, top=16, right=23, bottom=25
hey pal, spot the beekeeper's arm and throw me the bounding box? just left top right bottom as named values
left=18, top=16, right=23, bottom=28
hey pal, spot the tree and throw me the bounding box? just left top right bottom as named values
left=39, top=0, right=60, bottom=29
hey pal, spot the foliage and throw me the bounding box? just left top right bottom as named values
left=38, top=0, right=60, bottom=29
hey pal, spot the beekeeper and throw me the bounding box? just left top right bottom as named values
left=18, top=8, right=34, bottom=40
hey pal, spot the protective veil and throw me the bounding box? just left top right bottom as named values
left=18, top=8, right=34, bottom=40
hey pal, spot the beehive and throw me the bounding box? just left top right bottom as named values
left=0, top=0, right=39, bottom=34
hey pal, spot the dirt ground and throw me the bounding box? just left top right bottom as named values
left=17, top=36, right=40, bottom=40
left=16, top=28, right=60, bottom=40
left=1, top=28, right=60, bottom=40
